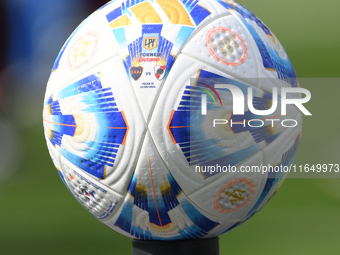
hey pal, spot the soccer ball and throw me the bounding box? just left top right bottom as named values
left=43, top=0, right=302, bottom=240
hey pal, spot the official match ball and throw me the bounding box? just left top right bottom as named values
left=43, top=0, right=302, bottom=240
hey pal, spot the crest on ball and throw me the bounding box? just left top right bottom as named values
left=154, top=65, right=166, bottom=80
left=130, top=66, right=143, bottom=81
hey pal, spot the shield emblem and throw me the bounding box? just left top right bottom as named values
left=154, top=65, right=166, bottom=81
left=143, top=37, right=159, bottom=51
left=130, top=66, right=143, bottom=81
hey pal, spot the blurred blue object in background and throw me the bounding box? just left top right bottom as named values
left=1, top=0, right=110, bottom=129
left=0, top=0, right=107, bottom=179
left=3, top=0, right=86, bottom=91
left=0, top=0, right=17, bottom=181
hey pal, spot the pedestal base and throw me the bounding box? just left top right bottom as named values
left=132, top=237, right=219, bottom=255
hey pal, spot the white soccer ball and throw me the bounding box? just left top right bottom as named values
left=43, top=0, right=302, bottom=240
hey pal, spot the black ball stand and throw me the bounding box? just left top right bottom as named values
left=132, top=237, right=219, bottom=255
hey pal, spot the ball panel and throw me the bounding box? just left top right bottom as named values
left=59, top=156, right=124, bottom=221
left=181, top=15, right=259, bottom=84
left=222, top=1, right=299, bottom=91
left=149, top=53, right=297, bottom=196
left=103, top=131, right=224, bottom=240
left=43, top=57, right=147, bottom=194
left=262, top=113, right=302, bottom=170
left=188, top=152, right=267, bottom=220
left=46, top=11, right=120, bottom=99
left=243, top=117, right=302, bottom=221
left=149, top=54, right=227, bottom=195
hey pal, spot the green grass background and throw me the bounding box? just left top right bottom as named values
left=1, top=0, right=340, bottom=254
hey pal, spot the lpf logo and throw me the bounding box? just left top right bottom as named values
left=143, top=37, right=159, bottom=51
